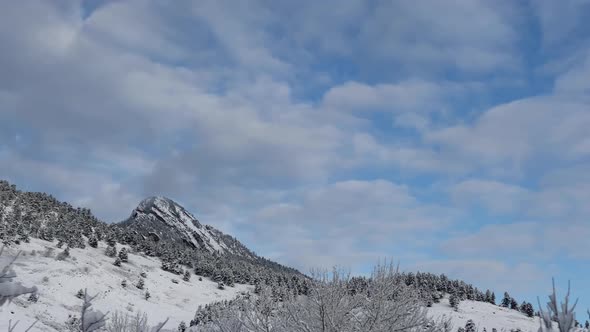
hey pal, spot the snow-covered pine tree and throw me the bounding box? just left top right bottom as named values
left=183, top=270, right=191, bottom=282
left=113, top=257, right=122, bottom=267
left=449, top=293, right=460, bottom=311
left=510, top=297, right=519, bottom=310
left=465, top=319, right=476, bottom=332
left=524, top=302, right=535, bottom=317
left=105, top=244, right=116, bottom=257
left=501, top=292, right=511, bottom=307
left=136, top=278, right=145, bottom=290
left=118, top=247, right=128, bottom=263
left=88, top=235, right=98, bottom=248
left=145, top=290, right=151, bottom=300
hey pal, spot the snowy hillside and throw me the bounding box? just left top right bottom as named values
left=120, top=196, right=256, bottom=259
left=0, top=238, right=253, bottom=331
left=427, top=296, right=540, bottom=332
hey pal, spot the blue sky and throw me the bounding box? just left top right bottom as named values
left=1, top=0, right=590, bottom=315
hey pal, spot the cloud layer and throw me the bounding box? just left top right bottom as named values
left=1, top=0, right=589, bottom=312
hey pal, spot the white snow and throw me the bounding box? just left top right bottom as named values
left=0, top=238, right=253, bottom=331
left=427, top=295, right=560, bottom=332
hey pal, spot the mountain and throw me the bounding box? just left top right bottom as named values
left=119, top=196, right=256, bottom=259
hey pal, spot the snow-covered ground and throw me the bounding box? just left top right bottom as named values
left=0, top=238, right=253, bottom=331
left=427, top=296, right=553, bottom=332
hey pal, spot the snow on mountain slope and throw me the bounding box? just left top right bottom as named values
left=427, top=296, right=556, bottom=332
left=0, top=238, right=253, bottom=331
left=121, top=196, right=256, bottom=259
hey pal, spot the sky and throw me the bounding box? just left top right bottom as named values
left=1, top=0, right=590, bottom=316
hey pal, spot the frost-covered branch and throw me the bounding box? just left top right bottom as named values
left=0, top=245, right=38, bottom=306
left=537, top=278, right=578, bottom=332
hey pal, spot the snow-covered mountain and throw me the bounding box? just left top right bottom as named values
left=120, top=196, right=256, bottom=259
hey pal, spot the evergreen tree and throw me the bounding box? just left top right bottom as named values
left=88, top=235, right=98, bottom=248
left=510, top=297, right=519, bottom=310
left=118, top=247, right=128, bottom=263
left=449, top=293, right=460, bottom=311
left=465, top=320, right=476, bottom=332
left=105, top=244, right=116, bottom=257
left=522, top=302, right=534, bottom=317
left=76, top=289, right=85, bottom=299
left=121, top=279, right=127, bottom=288
left=183, top=270, right=191, bottom=282
left=491, top=292, right=496, bottom=305
left=178, top=321, right=187, bottom=332
left=501, top=292, right=511, bottom=307
left=136, top=278, right=145, bottom=290
left=113, top=257, right=122, bottom=267
left=145, top=290, right=151, bottom=300
left=584, top=321, right=589, bottom=329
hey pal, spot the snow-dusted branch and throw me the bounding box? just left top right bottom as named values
left=0, top=246, right=38, bottom=306
left=537, top=278, right=578, bottom=332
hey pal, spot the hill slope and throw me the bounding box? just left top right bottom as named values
left=0, top=238, right=253, bottom=331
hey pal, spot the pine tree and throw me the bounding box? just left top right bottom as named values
left=145, top=290, right=151, bottom=300
left=465, top=320, right=476, bottom=332
left=121, top=279, right=127, bottom=288
left=522, top=302, right=534, bottom=317
left=88, top=235, right=98, bottom=248
left=584, top=321, right=589, bottom=329
left=105, top=245, right=116, bottom=257
left=501, top=292, right=511, bottom=307
left=118, top=247, right=128, bottom=263
left=510, top=297, right=518, bottom=310
left=178, top=321, right=187, bottom=332
left=183, top=270, right=191, bottom=282
left=449, top=293, right=460, bottom=311
left=136, top=278, right=145, bottom=290
left=491, top=292, right=496, bottom=305
left=113, top=257, right=122, bottom=267
left=76, top=289, right=85, bottom=299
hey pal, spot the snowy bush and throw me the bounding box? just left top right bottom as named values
left=27, top=292, right=39, bottom=303
left=106, top=311, right=169, bottom=332
left=56, top=246, right=70, bottom=260
left=0, top=246, right=38, bottom=306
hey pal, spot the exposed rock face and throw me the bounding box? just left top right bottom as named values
left=120, top=196, right=256, bottom=258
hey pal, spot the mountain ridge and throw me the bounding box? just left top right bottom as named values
left=119, top=196, right=257, bottom=260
